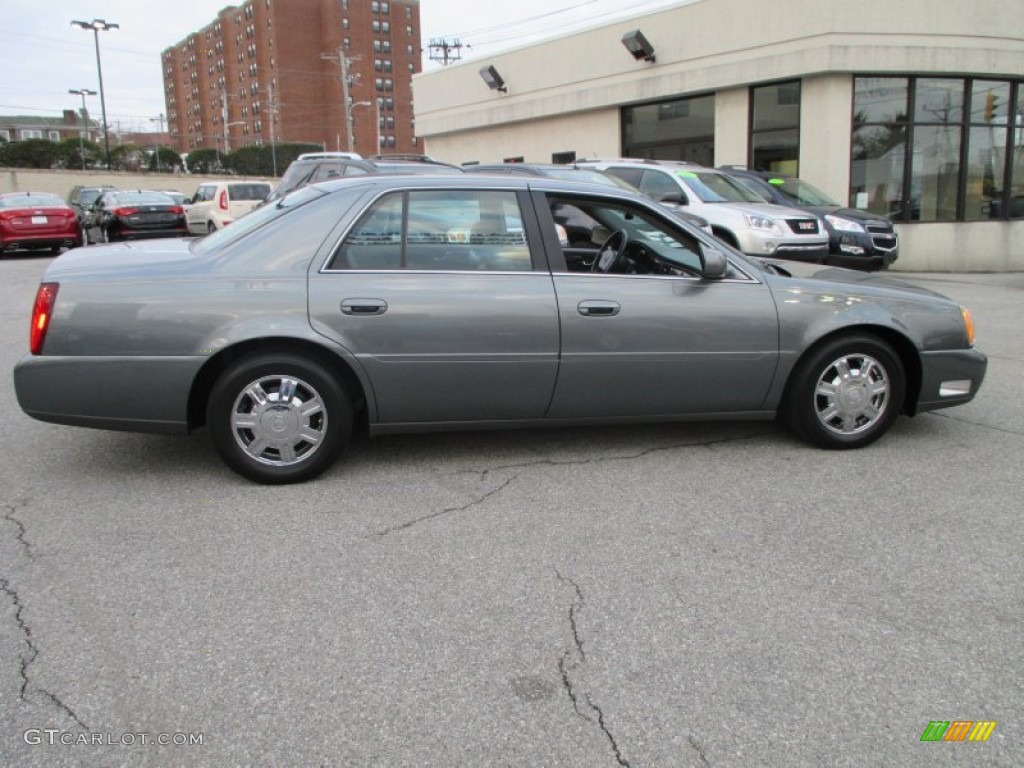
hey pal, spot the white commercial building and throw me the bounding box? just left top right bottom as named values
left=413, top=0, right=1024, bottom=271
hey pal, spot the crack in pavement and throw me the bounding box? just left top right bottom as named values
left=926, top=411, right=1024, bottom=436
left=4, top=500, right=35, bottom=561
left=0, top=578, right=88, bottom=730
left=373, top=474, right=520, bottom=536
left=689, top=735, right=712, bottom=767
left=455, top=431, right=773, bottom=483
left=554, top=569, right=629, bottom=767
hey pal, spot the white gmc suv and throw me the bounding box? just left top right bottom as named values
left=579, top=160, right=829, bottom=262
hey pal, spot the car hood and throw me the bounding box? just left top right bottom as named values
left=45, top=238, right=200, bottom=281
left=716, top=201, right=816, bottom=220
left=802, top=205, right=892, bottom=224
left=754, top=258, right=953, bottom=301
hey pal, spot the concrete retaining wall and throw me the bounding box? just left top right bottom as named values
left=1, top=168, right=276, bottom=199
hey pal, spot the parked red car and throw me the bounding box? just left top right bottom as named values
left=0, top=192, right=81, bottom=256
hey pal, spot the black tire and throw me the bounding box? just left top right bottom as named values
left=207, top=221, right=217, bottom=234
left=207, top=353, right=352, bottom=484
left=782, top=334, right=905, bottom=449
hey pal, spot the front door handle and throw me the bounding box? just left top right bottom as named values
left=341, top=298, right=388, bottom=316
left=577, top=300, right=620, bottom=317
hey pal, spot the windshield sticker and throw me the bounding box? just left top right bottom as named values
left=769, top=178, right=786, bottom=185
left=676, top=171, right=698, bottom=178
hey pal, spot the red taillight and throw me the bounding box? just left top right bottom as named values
left=113, top=206, right=139, bottom=216
left=218, top=190, right=229, bottom=211
left=30, top=282, right=59, bottom=355
left=169, top=205, right=184, bottom=215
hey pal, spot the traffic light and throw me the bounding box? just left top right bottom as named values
left=984, top=92, right=996, bottom=122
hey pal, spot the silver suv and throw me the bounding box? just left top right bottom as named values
left=579, top=160, right=829, bottom=262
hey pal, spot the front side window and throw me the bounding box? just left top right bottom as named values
left=332, top=190, right=532, bottom=271
left=545, top=194, right=706, bottom=275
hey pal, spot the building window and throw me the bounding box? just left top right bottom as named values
left=965, top=80, right=1013, bottom=221
left=48, top=130, right=61, bottom=141
left=342, top=18, right=349, bottom=29
left=20, top=129, right=43, bottom=140
left=0, top=130, right=10, bottom=141
left=622, top=93, right=715, bottom=164
left=749, top=80, right=801, bottom=175
left=851, top=76, right=1023, bottom=222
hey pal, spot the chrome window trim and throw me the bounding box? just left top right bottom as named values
left=319, top=268, right=544, bottom=276
left=550, top=271, right=759, bottom=285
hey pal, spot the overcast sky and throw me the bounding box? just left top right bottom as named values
left=3, top=0, right=689, bottom=132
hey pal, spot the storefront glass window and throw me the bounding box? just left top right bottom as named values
left=750, top=80, right=800, bottom=174
left=622, top=94, right=714, bottom=164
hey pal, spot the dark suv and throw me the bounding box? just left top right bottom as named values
left=719, top=167, right=898, bottom=271
left=266, top=153, right=377, bottom=203
left=67, top=185, right=115, bottom=222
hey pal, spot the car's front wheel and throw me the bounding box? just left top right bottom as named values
left=782, top=335, right=905, bottom=449
left=207, top=354, right=352, bottom=484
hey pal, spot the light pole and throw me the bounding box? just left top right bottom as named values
left=72, top=19, right=118, bottom=170
left=68, top=88, right=96, bottom=171
left=351, top=101, right=372, bottom=154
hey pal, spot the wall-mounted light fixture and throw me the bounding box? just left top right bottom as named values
left=479, top=65, right=507, bottom=93
left=621, top=29, right=656, bottom=63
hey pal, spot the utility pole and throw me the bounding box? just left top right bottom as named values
left=150, top=113, right=166, bottom=172
left=428, top=39, right=463, bottom=66
left=268, top=82, right=278, bottom=176
left=321, top=48, right=357, bottom=152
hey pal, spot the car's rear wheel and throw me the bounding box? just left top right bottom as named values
left=207, top=353, right=352, bottom=484
left=782, top=335, right=904, bottom=449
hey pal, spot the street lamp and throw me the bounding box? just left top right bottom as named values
left=68, top=88, right=96, bottom=171
left=71, top=19, right=119, bottom=170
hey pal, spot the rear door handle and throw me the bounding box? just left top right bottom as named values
left=340, top=298, right=388, bottom=316
left=577, top=300, right=620, bottom=317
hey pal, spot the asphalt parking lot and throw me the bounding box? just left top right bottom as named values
left=1, top=254, right=1021, bottom=767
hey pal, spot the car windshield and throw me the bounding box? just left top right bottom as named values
left=79, top=189, right=104, bottom=206
left=761, top=177, right=839, bottom=206
left=191, top=185, right=326, bottom=254
left=1, top=194, right=65, bottom=208
left=676, top=171, right=766, bottom=203
left=113, top=191, right=175, bottom=205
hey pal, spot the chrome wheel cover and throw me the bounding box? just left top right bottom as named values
left=230, top=375, right=327, bottom=466
left=813, top=353, right=890, bottom=436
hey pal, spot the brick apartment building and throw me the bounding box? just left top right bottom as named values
left=162, top=0, right=421, bottom=158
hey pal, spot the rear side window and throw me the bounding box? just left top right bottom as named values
left=330, top=190, right=532, bottom=271
left=227, top=183, right=272, bottom=201
left=194, top=185, right=217, bottom=202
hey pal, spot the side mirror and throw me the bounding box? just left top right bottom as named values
left=659, top=192, right=686, bottom=205
left=700, top=244, right=728, bottom=279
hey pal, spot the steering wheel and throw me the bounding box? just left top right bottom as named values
left=591, top=229, right=629, bottom=273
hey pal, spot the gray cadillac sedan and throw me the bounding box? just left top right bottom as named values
left=14, top=175, right=986, bottom=484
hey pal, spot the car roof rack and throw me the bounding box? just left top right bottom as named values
left=296, top=151, right=363, bottom=160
